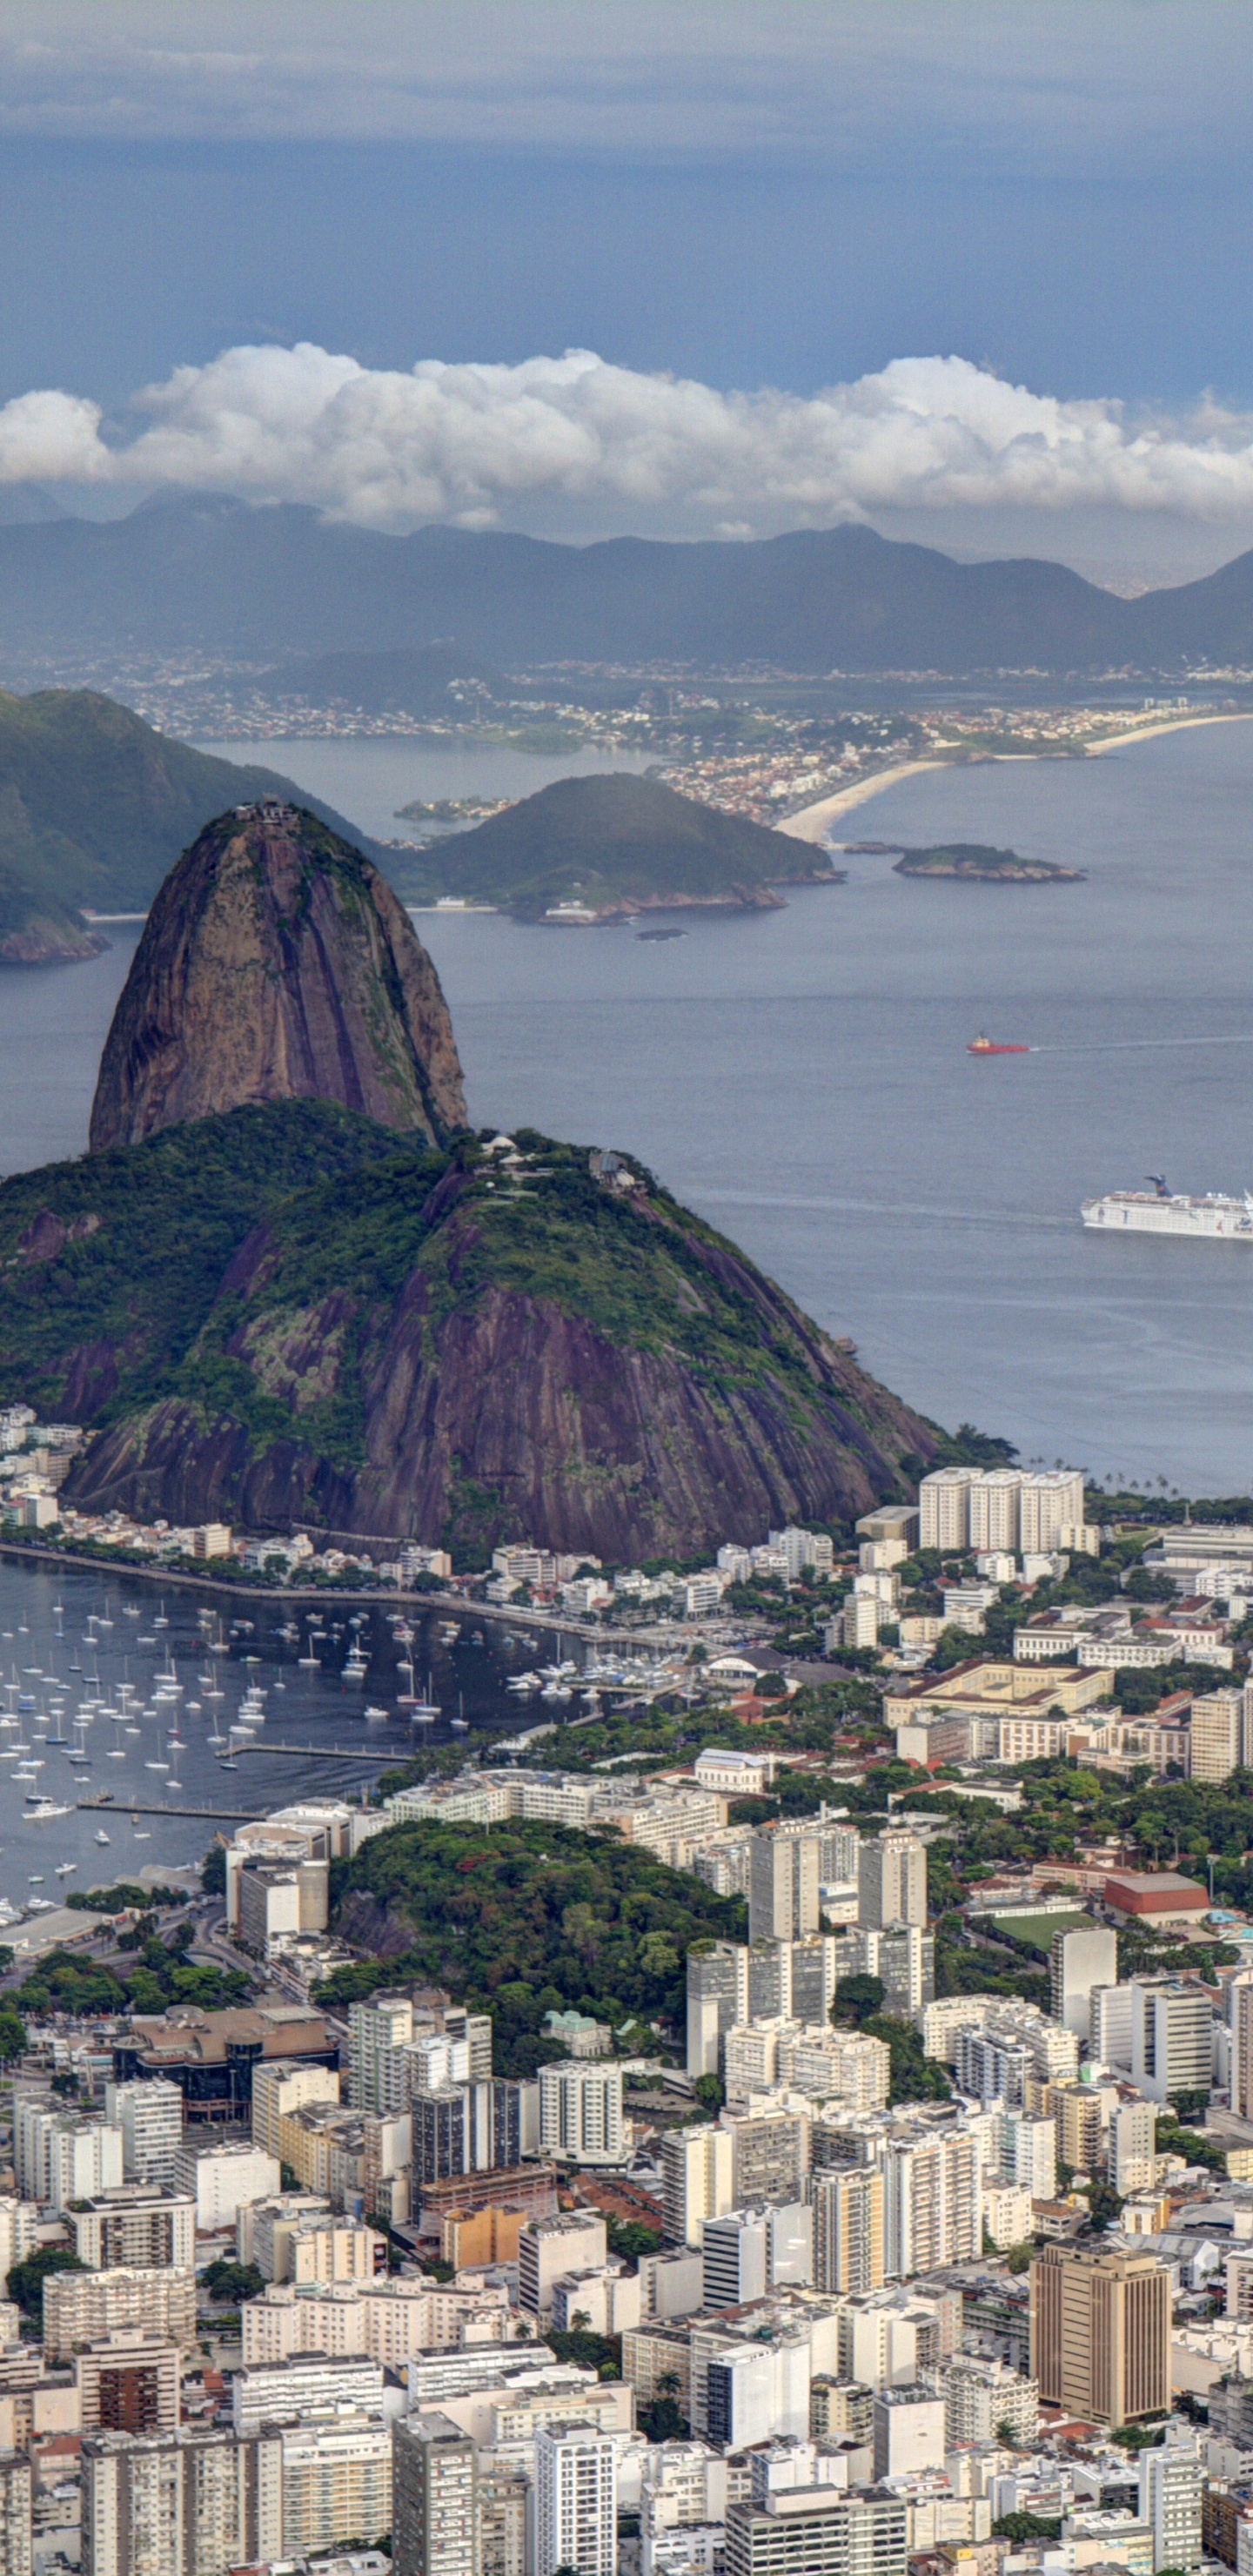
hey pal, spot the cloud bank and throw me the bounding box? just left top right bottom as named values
left=13, top=346, right=1253, bottom=538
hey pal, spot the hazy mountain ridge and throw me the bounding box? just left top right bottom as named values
left=0, top=499, right=1250, bottom=671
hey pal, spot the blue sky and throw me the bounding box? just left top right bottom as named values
left=2, top=2, right=1251, bottom=580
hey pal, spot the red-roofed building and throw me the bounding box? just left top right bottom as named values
left=1102, top=1870, right=1209, bottom=1926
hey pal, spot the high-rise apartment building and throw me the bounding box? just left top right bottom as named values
left=1232, top=1976, right=1253, bottom=2123
left=1030, top=2243, right=1170, bottom=2425
left=721, top=2110, right=808, bottom=2210
left=725, top=2466, right=907, bottom=2576
left=1090, top=1983, right=1135, bottom=2070
left=518, top=2212, right=608, bottom=2320
left=348, top=1995, right=414, bottom=2110
left=1049, top=1924, right=1119, bottom=2044
left=478, top=2463, right=526, bottom=2576
left=69, top=2188, right=196, bottom=2274
left=837, top=1922, right=934, bottom=2016
left=105, top=2083, right=184, bottom=2190
left=231, top=2356, right=384, bottom=2436
left=661, top=2126, right=734, bottom=2248
left=857, top=1835, right=927, bottom=1931
left=919, top=1468, right=980, bottom=1551
left=1052, top=2082, right=1110, bottom=2177
left=14, top=2103, right=124, bottom=2210
left=701, top=2205, right=813, bottom=2309
left=76, top=2338, right=182, bottom=2438
left=997, top=2110, right=1057, bottom=2203
left=537, top=2062, right=623, bottom=2167
left=807, top=2167, right=886, bottom=2295
left=44, top=2269, right=198, bottom=2364
left=1137, top=2440, right=1203, bottom=2572
left=884, top=2129, right=981, bottom=2277
left=280, top=2419, right=392, bottom=2557
left=81, top=2428, right=282, bottom=2576
left=1109, top=2099, right=1159, bottom=2197
left=748, top=1828, right=821, bottom=1943
left=0, top=2457, right=30, bottom=2576
left=533, top=2420, right=617, bottom=2576
left=687, top=1943, right=749, bottom=2076
left=392, top=2414, right=479, bottom=2576
left=918, top=1466, right=1084, bottom=1555
left=1130, top=1978, right=1213, bottom=2107
left=1190, top=1689, right=1248, bottom=1784
left=251, top=2062, right=340, bottom=2161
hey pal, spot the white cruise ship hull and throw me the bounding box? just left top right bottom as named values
left=1082, top=1191, right=1253, bottom=1239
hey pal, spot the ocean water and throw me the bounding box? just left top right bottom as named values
left=192, top=735, right=655, bottom=843
left=3, top=719, right=1253, bottom=1493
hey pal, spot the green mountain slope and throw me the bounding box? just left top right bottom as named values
left=402, top=770, right=841, bottom=918
left=0, top=1104, right=935, bottom=1558
left=0, top=688, right=387, bottom=960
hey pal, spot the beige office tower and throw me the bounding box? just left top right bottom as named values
left=968, top=1472, right=1023, bottom=1553
left=858, top=1833, right=928, bottom=1931
left=82, top=2428, right=282, bottom=2576
left=1030, top=2243, right=1170, bottom=2425
left=0, top=2457, right=30, bottom=2576
left=661, top=2126, right=734, bottom=2247
left=807, top=2168, right=886, bottom=2295
left=919, top=1468, right=979, bottom=1551
left=748, top=1828, right=820, bottom=1943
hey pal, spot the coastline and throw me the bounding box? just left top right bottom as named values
left=776, top=710, right=1253, bottom=844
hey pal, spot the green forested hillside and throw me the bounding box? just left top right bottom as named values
left=318, top=1815, right=747, bottom=2073
left=403, top=770, right=839, bottom=917
left=0, top=688, right=385, bottom=956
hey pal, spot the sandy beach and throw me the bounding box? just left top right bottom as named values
left=776, top=709, right=1253, bottom=843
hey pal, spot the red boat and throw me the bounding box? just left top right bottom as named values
left=968, top=1033, right=1030, bottom=1056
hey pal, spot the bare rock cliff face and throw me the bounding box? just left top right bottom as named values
left=89, top=800, right=465, bottom=1150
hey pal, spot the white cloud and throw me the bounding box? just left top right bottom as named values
left=8, top=345, right=1253, bottom=537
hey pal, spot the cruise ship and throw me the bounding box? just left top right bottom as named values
left=1082, top=1174, right=1253, bottom=1238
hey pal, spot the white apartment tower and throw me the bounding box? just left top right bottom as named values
left=919, top=1466, right=1084, bottom=1554
left=1130, top=1979, right=1214, bottom=2107
left=1049, top=1924, right=1119, bottom=2045
left=748, top=1828, right=820, bottom=1943
left=538, top=2063, right=624, bottom=2168
left=105, top=2083, right=184, bottom=2190
left=858, top=1834, right=928, bottom=1930
left=662, top=2126, right=735, bottom=2248
left=348, top=1996, right=413, bottom=2112
left=919, top=1468, right=979, bottom=1551
left=1137, top=2442, right=1203, bottom=2573
left=533, top=2421, right=617, bottom=2576
left=0, top=2459, right=30, bottom=2576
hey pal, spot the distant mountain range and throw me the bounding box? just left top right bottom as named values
left=4, top=498, right=1253, bottom=674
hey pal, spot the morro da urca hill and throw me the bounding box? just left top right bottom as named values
left=410, top=770, right=841, bottom=920
left=89, top=802, right=466, bottom=1152
left=0, top=1110, right=935, bottom=1559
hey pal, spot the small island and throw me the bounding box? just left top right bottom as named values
left=394, top=771, right=846, bottom=922
left=894, top=841, right=1085, bottom=882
